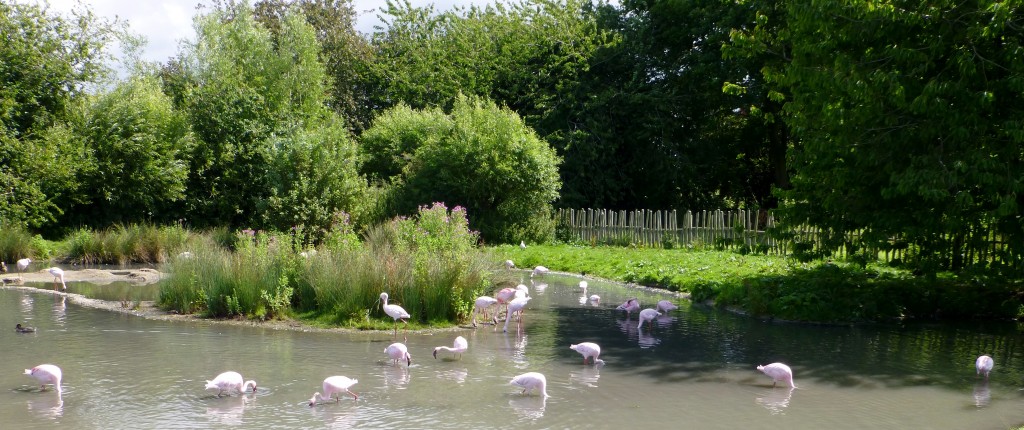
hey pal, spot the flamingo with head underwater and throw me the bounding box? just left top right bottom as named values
left=433, top=336, right=469, bottom=360
left=309, top=376, right=358, bottom=406
left=757, top=363, right=796, bottom=388
left=570, top=342, right=602, bottom=365
left=385, top=342, right=412, bottom=367
left=656, top=300, right=678, bottom=313
left=379, top=292, right=411, bottom=337
left=637, top=308, right=661, bottom=330
left=24, top=364, right=62, bottom=393
left=976, top=355, right=994, bottom=380
left=205, top=371, right=257, bottom=397
left=47, top=267, right=66, bottom=291
left=510, top=372, right=549, bottom=397
left=616, top=298, right=640, bottom=319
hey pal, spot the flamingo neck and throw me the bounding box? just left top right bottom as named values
left=243, top=381, right=257, bottom=392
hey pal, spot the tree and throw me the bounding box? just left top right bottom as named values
left=362, top=95, right=562, bottom=243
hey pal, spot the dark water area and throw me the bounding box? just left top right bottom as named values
left=3, top=273, right=1024, bottom=429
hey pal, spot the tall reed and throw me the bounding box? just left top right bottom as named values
left=0, top=223, right=36, bottom=262
left=65, top=223, right=194, bottom=264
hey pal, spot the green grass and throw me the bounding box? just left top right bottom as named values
left=64, top=223, right=195, bottom=265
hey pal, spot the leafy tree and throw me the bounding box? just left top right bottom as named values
left=363, top=95, right=562, bottom=243
left=64, top=75, right=194, bottom=227
left=772, top=0, right=1024, bottom=272
left=358, top=103, right=452, bottom=183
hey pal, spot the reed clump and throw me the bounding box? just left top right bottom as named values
left=65, top=223, right=195, bottom=265
left=0, top=223, right=38, bottom=263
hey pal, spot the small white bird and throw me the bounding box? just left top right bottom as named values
left=505, top=260, right=516, bottom=269
left=17, top=258, right=31, bottom=274
left=510, top=372, right=548, bottom=397
left=656, top=300, right=678, bottom=313
left=379, top=292, right=411, bottom=337
left=976, top=355, right=994, bottom=380
left=385, top=342, right=412, bottom=367
left=520, top=241, right=527, bottom=249
left=637, top=308, right=661, bottom=330
left=616, top=298, right=640, bottom=318
left=433, top=336, right=468, bottom=359
left=24, top=364, right=62, bottom=393
left=570, top=342, right=601, bottom=365
left=503, top=296, right=531, bottom=333
left=757, top=363, right=796, bottom=388
left=309, top=376, right=358, bottom=406
left=47, top=267, right=66, bottom=291
left=471, top=296, right=499, bottom=327
left=205, top=371, right=257, bottom=396
left=530, top=266, right=549, bottom=278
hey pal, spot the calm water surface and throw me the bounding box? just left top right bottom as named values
left=4, top=274, right=1024, bottom=429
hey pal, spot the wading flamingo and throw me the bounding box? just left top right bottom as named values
left=503, top=296, right=531, bottom=333
left=976, top=355, right=994, bottom=380
left=531, top=266, right=549, bottom=278
left=309, top=376, right=358, bottom=405
left=656, top=300, right=678, bottom=313
left=385, top=342, right=412, bottom=367
left=515, top=284, right=529, bottom=299
left=637, top=308, right=661, bottom=330
left=379, top=292, right=411, bottom=337
left=510, top=372, right=548, bottom=397
left=47, top=267, right=66, bottom=291
left=472, top=296, right=499, bottom=327
left=616, top=298, right=640, bottom=319
left=17, top=258, right=31, bottom=275
left=433, top=336, right=468, bottom=360
left=505, top=260, right=516, bottom=269
left=16, top=323, right=36, bottom=333
left=205, top=371, right=257, bottom=396
left=570, top=342, right=601, bottom=365
left=495, top=287, right=516, bottom=319
left=757, top=363, right=796, bottom=388
left=24, top=364, right=62, bottom=393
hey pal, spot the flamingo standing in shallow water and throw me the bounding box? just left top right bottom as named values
left=17, top=258, right=31, bottom=275
left=47, top=267, right=66, bottom=291
left=205, top=371, right=257, bottom=396
left=757, top=363, right=796, bottom=388
left=510, top=372, right=549, bottom=397
left=976, top=355, right=994, bottom=380
left=503, top=296, right=531, bottom=333
left=505, top=260, right=516, bottom=269
left=495, top=287, right=516, bottom=319
left=309, top=376, right=358, bottom=405
left=379, top=292, right=411, bottom=337
left=471, top=296, right=499, bottom=327
left=531, top=266, right=549, bottom=277
left=433, top=336, right=468, bottom=359
left=570, top=342, right=601, bottom=365
left=616, top=298, right=640, bottom=319
left=24, top=364, right=62, bottom=393
left=637, top=308, right=661, bottom=330
left=385, top=342, right=412, bottom=366
left=656, top=300, right=678, bottom=313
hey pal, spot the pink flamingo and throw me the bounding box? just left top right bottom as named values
left=433, top=336, right=468, bottom=359
left=17, top=258, right=31, bottom=275
left=309, top=376, right=358, bottom=405
left=47, top=267, right=66, bottom=291
left=205, top=371, right=257, bottom=396
left=510, top=372, right=549, bottom=397
left=495, top=287, right=516, bottom=319
left=471, top=296, right=499, bottom=327
left=505, top=260, right=516, bottom=269
left=757, top=363, right=796, bottom=388
left=24, top=364, right=62, bottom=393
left=976, top=355, right=994, bottom=380
left=531, top=266, right=549, bottom=277
left=637, top=308, right=660, bottom=330
left=379, top=293, right=411, bottom=337
left=570, top=342, right=601, bottom=365
left=503, top=296, right=531, bottom=333
left=385, top=342, right=412, bottom=367
left=656, top=300, right=678, bottom=313
left=616, top=298, right=640, bottom=318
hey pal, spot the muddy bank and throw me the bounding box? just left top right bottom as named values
left=3, top=267, right=164, bottom=286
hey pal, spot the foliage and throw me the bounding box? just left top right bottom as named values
left=63, top=223, right=195, bottom=265
left=363, top=95, right=562, bottom=243
left=0, top=223, right=35, bottom=262
left=358, top=103, right=451, bottom=183
left=65, top=74, right=194, bottom=227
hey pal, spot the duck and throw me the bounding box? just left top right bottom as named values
left=16, top=323, right=36, bottom=333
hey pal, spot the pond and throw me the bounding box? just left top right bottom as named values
left=3, top=274, right=1024, bottom=429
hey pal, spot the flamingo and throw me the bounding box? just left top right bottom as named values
left=505, top=260, right=516, bottom=269
left=530, top=266, right=549, bottom=278
left=510, top=372, right=548, bottom=397
left=637, top=308, right=661, bottom=330
left=205, top=371, right=257, bottom=396
left=47, top=267, right=66, bottom=291
left=495, top=287, right=516, bottom=319
left=385, top=342, right=412, bottom=366
left=976, top=355, right=994, bottom=380
left=616, top=298, right=640, bottom=318
left=309, top=376, right=358, bottom=405
left=17, top=258, right=31, bottom=275
left=570, top=342, right=601, bottom=365
left=433, top=336, right=468, bottom=360
left=471, top=296, right=499, bottom=327
left=515, top=284, right=529, bottom=299
left=16, top=323, right=36, bottom=333
left=379, top=292, right=411, bottom=337
left=503, top=296, right=531, bottom=333
left=656, top=300, right=678, bottom=313
left=757, top=363, right=796, bottom=388
left=24, top=364, right=62, bottom=393
left=520, top=241, right=527, bottom=249
left=589, top=295, right=601, bottom=305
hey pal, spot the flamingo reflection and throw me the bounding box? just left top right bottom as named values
left=756, top=387, right=795, bottom=415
